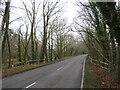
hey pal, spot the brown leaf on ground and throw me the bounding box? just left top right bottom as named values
left=89, top=62, right=119, bottom=88
left=2, top=63, right=44, bottom=75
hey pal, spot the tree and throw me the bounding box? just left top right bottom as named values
left=1, top=0, right=11, bottom=67
left=74, top=1, right=118, bottom=72
left=40, top=0, right=62, bottom=62
left=95, top=1, right=120, bottom=83
left=22, top=0, right=40, bottom=63
left=17, top=25, right=24, bottom=63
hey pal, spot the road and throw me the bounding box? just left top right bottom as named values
left=2, top=55, right=87, bottom=89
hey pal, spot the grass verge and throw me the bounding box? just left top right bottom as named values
left=83, top=56, right=119, bottom=88
left=83, top=57, right=100, bottom=88
left=2, top=56, right=74, bottom=78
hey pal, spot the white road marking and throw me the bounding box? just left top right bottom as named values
left=81, top=56, right=87, bottom=89
left=25, top=82, right=36, bottom=88
left=57, top=67, right=63, bottom=71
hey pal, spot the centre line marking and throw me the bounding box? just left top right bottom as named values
left=57, top=67, right=63, bottom=71
left=25, top=82, right=36, bottom=88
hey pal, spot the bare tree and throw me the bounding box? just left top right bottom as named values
left=40, top=0, right=62, bottom=62
left=1, top=0, right=11, bottom=67
left=21, top=0, right=40, bottom=63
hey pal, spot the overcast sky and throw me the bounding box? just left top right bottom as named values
left=9, top=0, right=79, bottom=25
left=0, top=0, right=80, bottom=35
left=1, top=0, right=118, bottom=33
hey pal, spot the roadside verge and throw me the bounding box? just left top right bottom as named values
left=2, top=56, right=74, bottom=78
left=83, top=56, right=119, bottom=88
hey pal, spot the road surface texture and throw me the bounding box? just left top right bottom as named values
left=2, top=55, right=87, bottom=89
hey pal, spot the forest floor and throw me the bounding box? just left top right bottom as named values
left=84, top=58, right=120, bottom=88
left=2, top=56, right=74, bottom=78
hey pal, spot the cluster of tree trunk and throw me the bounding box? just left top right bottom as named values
left=75, top=1, right=120, bottom=83
left=0, top=0, right=87, bottom=68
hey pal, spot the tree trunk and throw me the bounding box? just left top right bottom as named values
left=40, top=7, right=49, bottom=62
left=2, top=2, right=11, bottom=68
left=31, top=1, right=35, bottom=62
left=18, top=34, right=21, bottom=63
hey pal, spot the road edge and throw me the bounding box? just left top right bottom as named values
left=80, top=55, right=87, bottom=89
left=3, top=56, right=75, bottom=78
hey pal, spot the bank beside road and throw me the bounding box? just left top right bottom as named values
left=83, top=56, right=119, bottom=88
left=2, top=56, right=74, bottom=78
